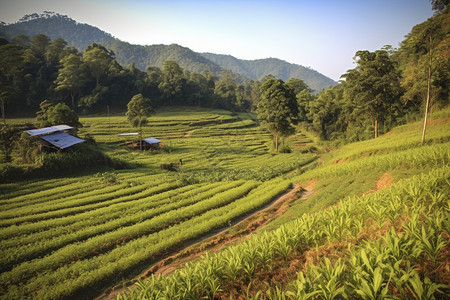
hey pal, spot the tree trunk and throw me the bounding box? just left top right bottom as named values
left=274, top=133, right=279, bottom=152
left=1, top=99, right=5, bottom=125
left=71, top=92, right=76, bottom=111
left=374, top=119, right=378, bottom=138
left=139, top=126, right=143, bottom=151
left=422, top=35, right=432, bottom=145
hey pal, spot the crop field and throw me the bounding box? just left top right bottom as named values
left=0, top=109, right=317, bottom=299
left=118, top=109, right=450, bottom=299
left=1, top=108, right=448, bottom=299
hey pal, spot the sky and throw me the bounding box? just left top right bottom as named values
left=0, top=0, right=435, bottom=81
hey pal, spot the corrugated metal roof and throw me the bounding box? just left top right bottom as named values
left=40, top=132, right=85, bottom=149
left=143, top=138, right=161, bottom=144
left=118, top=133, right=139, bottom=136
left=25, top=125, right=73, bottom=136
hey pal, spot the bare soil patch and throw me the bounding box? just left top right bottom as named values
left=362, top=172, right=395, bottom=196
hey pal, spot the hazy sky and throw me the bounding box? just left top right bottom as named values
left=0, top=0, right=434, bottom=81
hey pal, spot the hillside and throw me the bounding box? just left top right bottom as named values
left=0, top=12, right=336, bottom=89
left=0, top=12, right=115, bottom=51
left=116, top=109, right=450, bottom=299
left=201, top=53, right=338, bottom=92
left=0, top=108, right=448, bottom=299
left=102, top=40, right=246, bottom=81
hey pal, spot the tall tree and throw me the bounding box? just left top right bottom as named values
left=0, top=43, right=24, bottom=124
left=54, top=53, right=88, bottom=110
left=430, top=0, right=448, bottom=11
left=45, top=38, right=68, bottom=67
left=126, top=94, right=154, bottom=150
left=285, top=78, right=314, bottom=122
left=256, top=78, right=299, bottom=152
left=35, top=100, right=53, bottom=127
left=214, top=71, right=237, bottom=109
left=159, top=60, right=184, bottom=105
left=83, top=43, right=113, bottom=89
left=342, top=50, right=402, bottom=138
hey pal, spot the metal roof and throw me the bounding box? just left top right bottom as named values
left=143, top=138, right=161, bottom=144
left=118, top=133, right=139, bottom=136
left=25, top=125, right=73, bottom=136
left=40, top=132, right=85, bottom=149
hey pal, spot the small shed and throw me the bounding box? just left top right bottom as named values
left=118, top=133, right=162, bottom=150
left=143, top=137, right=161, bottom=150
left=25, top=125, right=85, bottom=150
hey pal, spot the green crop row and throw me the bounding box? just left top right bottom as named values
left=0, top=177, right=292, bottom=299
left=119, top=167, right=449, bottom=299
left=0, top=180, right=182, bottom=227
left=0, top=180, right=259, bottom=287
left=292, top=142, right=449, bottom=182
left=0, top=181, right=246, bottom=271
left=325, top=116, right=450, bottom=164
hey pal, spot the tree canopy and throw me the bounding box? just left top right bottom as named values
left=126, top=94, right=154, bottom=150
left=256, top=78, right=299, bottom=152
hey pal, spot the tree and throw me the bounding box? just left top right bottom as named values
left=83, top=43, right=113, bottom=89
left=45, top=38, right=67, bottom=67
left=214, top=71, right=237, bottom=109
left=342, top=50, right=402, bottom=138
left=35, top=100, right=54, bottom=127
left=0, top=43, right=24, bottom=124
left=159, top=60, right=184, bottom=105
left=47, top=103, right=82, bottom=128
left=256, top=78, right=299, bottom=152
left=126, top=94, right=154, bottom=150
left=35, top=100, right=81, bottom=128
left=430, top=0, right=448, bottom=11
left=0, top=125, right=19, bottom=162
left=54, top=54, right=88, bottom=110
left=285, top=78, right=314, bottom=122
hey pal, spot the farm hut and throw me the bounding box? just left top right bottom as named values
left=25, top=125, right=85, bottom=150
left=118, top=133, right=162, bottom=150
left=143, top=138, right=161, bottom=150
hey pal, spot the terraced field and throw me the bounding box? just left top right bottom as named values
left=117, top=110, right=450, bottom=299
left=0, top=109, right=317, bottom=299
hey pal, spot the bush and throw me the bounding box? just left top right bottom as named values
left=0, top=164, right=26, bottom=183
left=279, top=144, right=292, bottom=153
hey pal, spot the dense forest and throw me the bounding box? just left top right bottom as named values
left=0, top=33, right=268, bottom=117
left=0, top=5, right=448, bottom=144
left=201, top=54, right=337, bottom=92
left=0, top=12, right=336, bottom=92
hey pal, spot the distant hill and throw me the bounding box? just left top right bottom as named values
left=0, top=12, right=115, bottom=51
left=201, top=53, right=337, bottom=92
left=103, top=40, right=231, bottom=79
left=0, top=12, right=337, bottom=90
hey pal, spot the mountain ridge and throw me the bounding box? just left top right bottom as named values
left=0, top=12, right=337, bottom=91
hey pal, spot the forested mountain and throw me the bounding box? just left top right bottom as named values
left=0, top=12, right=336, bottom=89
left=0, top=12, right=115, bottom=51
left=103, top=40, right=247, bottom=82
left=201, top=54, right=337, bottom=92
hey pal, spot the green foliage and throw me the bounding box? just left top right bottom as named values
left=47, top=103, right=82, bottom=127
left=257, top=78, right=299, bottom=151
left=343, top=49, right=402, bottom=138
left=35, top=100, right=82, bottom=127
left=0, top=108, right=448, bottom=299
left=202, top=54, right=337, bottom=92
left=94, top=171, right=118, bottom=185
left=0, top=125, right=19, bottom=162
left=16, top=132, right=41, bottom=163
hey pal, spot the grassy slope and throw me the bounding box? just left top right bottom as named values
left=119, top=108, right=450, bottom=299
left=0, top=109, right=318, bottom=299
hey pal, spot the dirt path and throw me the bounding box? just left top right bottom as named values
left=99, top=181, right=315, bottom=300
